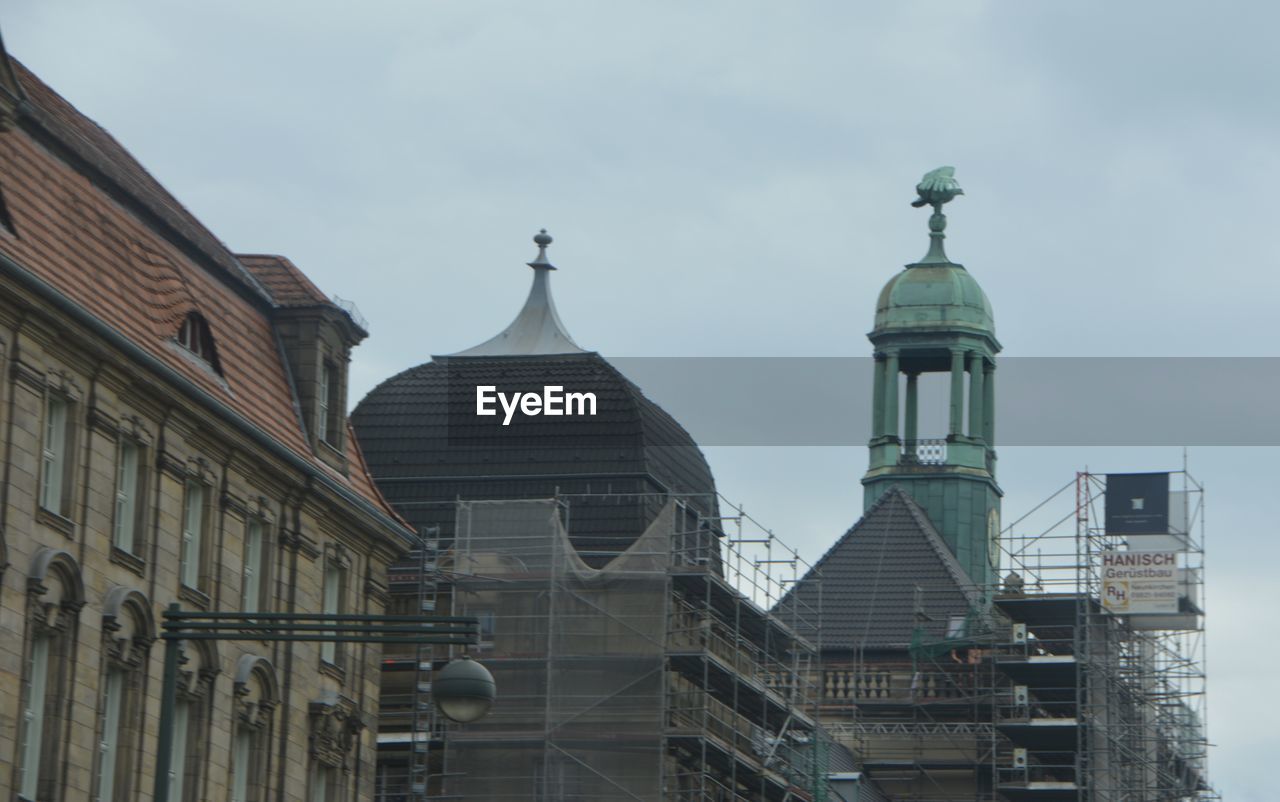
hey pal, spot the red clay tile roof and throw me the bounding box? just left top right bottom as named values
left=0, top=57, right=405, bottom=533
left=239, top=254, right=331, bottom=307
left=8, top=60, right=271, bottom=303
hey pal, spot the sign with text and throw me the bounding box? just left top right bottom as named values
left=1101, top=550, right=1180, bottom=614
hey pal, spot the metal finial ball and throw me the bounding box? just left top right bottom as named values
left=533, top=229, right=553, bottom=247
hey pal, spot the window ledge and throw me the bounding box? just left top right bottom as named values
left=179, top=584, right=211, bottom=610
left=110, top=546, right=146, bottom=577
left=37, top=507, right=75, bottom=537
left=316, top=440, right=348, bottom=474
left=319, top=659, right=346, bottom=684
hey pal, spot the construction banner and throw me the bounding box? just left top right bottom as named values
left=1101, top=551, right=1180, bottom=614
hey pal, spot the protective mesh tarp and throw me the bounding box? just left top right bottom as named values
left=445, top=499, right=671, bottom=800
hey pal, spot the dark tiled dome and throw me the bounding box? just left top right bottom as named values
left=354, top=232, right=721, bottom=566
left=352, top=352, right=720, bottom=567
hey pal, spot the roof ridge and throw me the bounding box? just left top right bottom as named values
left=891, top=487, right=987, bottom=602
left=8, top=57, right=273, bottom=305
left=794, top=482, right=908, bottom=581
left=775, top=484, right=984, bottom=648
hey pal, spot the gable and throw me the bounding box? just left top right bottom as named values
left=778, top=486, right=982, bottom=650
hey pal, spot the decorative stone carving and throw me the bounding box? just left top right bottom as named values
left=308, top=695, right=364, bottom=769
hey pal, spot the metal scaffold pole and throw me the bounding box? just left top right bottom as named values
left=409, top=527, right=443, bottom=800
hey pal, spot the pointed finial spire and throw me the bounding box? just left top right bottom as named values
left=528, top=228, right=556, bottom=270
left=910, top=166, right=964, bottom=266
left=449, top=227, right=584, bottom=356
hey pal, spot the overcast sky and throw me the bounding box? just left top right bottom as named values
left=6, top=3, right=1276, bottom=797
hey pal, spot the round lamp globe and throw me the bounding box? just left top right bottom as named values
left=433, top=655, right=496, bottom=723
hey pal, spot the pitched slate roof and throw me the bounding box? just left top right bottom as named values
left=778, top=486, right=982, bottom=650
left=351, top=352, right=720, bottom=566
left=239, top=254, right=331, bottom=307
left=0, top=55, right=404, bottom=535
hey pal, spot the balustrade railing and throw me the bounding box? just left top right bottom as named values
left=822, top=665, right=975, bottom=702
left=902, top=438, right=948, bottom=465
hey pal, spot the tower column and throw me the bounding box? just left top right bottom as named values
left=884, top=350, right=899, bottom=442
left=948, top=349, right=965, bottom=437
left=904, top=372, right=919, bottom=449
left=968, top=352, right=985, bottom=440
left=871, top=355, right=886, bottom=438
left=983, top=362, right=996, bottom=446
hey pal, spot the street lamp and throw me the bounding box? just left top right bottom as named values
left=434, top=654, right=496, bottom=723
left=152, top=605, right=494, bottom=802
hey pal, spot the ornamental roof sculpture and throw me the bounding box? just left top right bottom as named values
left=911, top=165, right=964, bottom=266
left=450, top=229, right=586, bottom=357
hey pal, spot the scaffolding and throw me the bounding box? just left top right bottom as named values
left=819, top=580, right=1005, bottom=800
left=815, top=469, right=1217, bottom=802
left=379, top=492, right=831, bottom=801
left=377, top=529, right=450, bottom=801
left=994, top=469, right=1216, bottom=801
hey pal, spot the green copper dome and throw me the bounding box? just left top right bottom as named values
left=873, top=263, right=995, bottom=336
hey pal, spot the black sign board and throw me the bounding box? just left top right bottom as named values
left=1105, top=473, right=1170, bottom=534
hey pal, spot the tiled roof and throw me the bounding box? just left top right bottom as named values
left=0, top=56, right=404, bottom=533
left=8, top=60, right=270, bottom=301
left=239, top=254, right=331, bottom=306
left=351, top=352, right=720, bottom=566
left=778, top=486, right=982, bottom=650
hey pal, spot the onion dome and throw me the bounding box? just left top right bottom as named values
left=352, top=231, right=719, bottom=567
left=874, top=265, right=995, bottom=338
left=872, top=168, right=997, bottom=345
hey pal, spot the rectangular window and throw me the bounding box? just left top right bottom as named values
left=321, top=561, right=342, bottom=664
left=475, top=609, right=496, bottom=652
left=231, top=728, right=253, bottom=802
left=169, top=699, right=190, bottom=802
left=19, top=635, right=51, bottom=799
left=96, top=668, right=126, bottom=802
left=317, top=363, right=332, bottom=443
left=242, top=518, right=265, bottom=614
left=40, top=394, right=69, bottom=513
left=180, top=481, right=206, bottom=589
left=310, top=763, right=335, bottom=802
left=113, top=440, right=143, bottom=552
left=317, top=361, right=342, bottom=446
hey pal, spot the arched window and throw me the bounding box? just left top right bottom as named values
left=95, top=588, right=155, bottom=802
left=176, top=312, right=222, bottom=373
left=167, top=639, right=218, bottom=802
left=231, top=655, right=279, bottom=802
left=18, top=549, right=85, bottom=800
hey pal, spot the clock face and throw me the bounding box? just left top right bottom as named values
left=987, top=508, right=1001, bottom=567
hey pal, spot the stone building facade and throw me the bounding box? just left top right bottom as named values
left=0, top=36, right=413, bottom=802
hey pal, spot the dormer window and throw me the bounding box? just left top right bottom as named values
left=317, top=360, right=342, bottom=447
left=177, top=313, right=221, bottom=372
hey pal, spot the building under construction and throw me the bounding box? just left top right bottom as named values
left=353, top=231, right=843, bottom=799
left=372, top=493, right=835, bottom=800
left=356, top=173, right=1216, bottom=799
left=782, top=471, right=1214, bottom=801
left=779, top=170, right=1216, bottom=800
